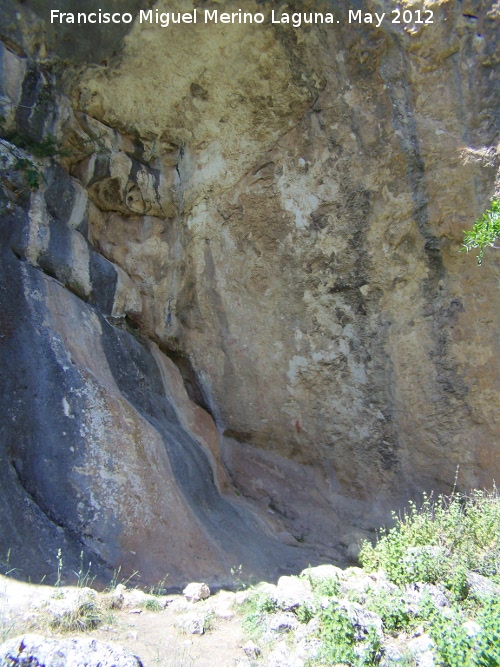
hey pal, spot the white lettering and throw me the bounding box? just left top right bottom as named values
left=205, top=9, right=218, bottom=22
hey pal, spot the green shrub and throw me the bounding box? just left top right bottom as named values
left=296, top=603, right=315, bottom=624
left=461, top=197, right=500, bottom=265
left=316, top=602, right=381, bottom=667
left=310, top=575, right=340, bottom=598
left=359, top=489, right=500, bottom=598
left=318, top=601, right=356, bottom=665
left=241, top=590, right=277, bottom=638
left=430, top=610, right=473, bottom=667
left=473, top=597, right=500, bottom=667
left=364, top=588, right=411, bottom=634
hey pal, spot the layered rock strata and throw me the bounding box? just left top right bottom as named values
left=0, top=0, right=499, bottom=585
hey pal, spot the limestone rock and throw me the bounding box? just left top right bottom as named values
left=267, top=641, right=304, bottom=667
left=0, top=634, right=143, bottom=667
left=266, top=612, right=299, bottom=634
left=242, top=640, right=261, bottom=659
left=104, top=584, right=126, bottom=610
left=41, top=588, right=101, bottom=631
left=407, top=634, right=436, bottom=667
left=466, top=571, right=500, bottom=600
left=210, top=590, right=236, bottom=619
left=174, top=611, right=209, bottom=635
left=380, top=642, right=404, bottom=666
left=183, top=582, right=211, bottom=602
left=274, top=576, right=314, bottom=611
left=462, top=620, right=483, bottom=638
left=404, top=583, right=449, bottom=614
left=0, top=0, right=499, bottom=589
left=341, top=602, right=384, bottom=641
left=300, top=564, right=344, bottom=583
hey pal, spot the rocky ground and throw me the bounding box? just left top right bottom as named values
left=2, top=562, right=496, bottom=667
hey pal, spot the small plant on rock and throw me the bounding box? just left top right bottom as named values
left=317, top=601, right=356, bottom=665
left=44, top=592, right=105, bottom=633
left=142, top=598, right=164, bottom=612
left=310, top=575, right=340, bottom=598
left=241, top=590, right=277, bottom=639
left=364, top=588, right=411, bottom=634
left=461, top=197, right=500, bottom=265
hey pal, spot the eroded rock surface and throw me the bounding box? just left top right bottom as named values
left=0, top=0, right=499, bottom=585
left=0, top=634, right=144, bottom=667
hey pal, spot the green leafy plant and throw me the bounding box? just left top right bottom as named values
left=317, top=601, right=356, bottom=665
left=461, top=197, right=500, bottom=265
left=241, top=589, right=277, bottom=638
left=310, top=575, right=340, bottom=598
left=7, top=133, right=68, bottom=159
left=0, top=113, right=63, bottom=192
left=13, top=157, right=41, bottom=189
left=429, top=610, right=473, bottom=667
left=473, top=597, right=500, bottom=666
left=364, top=588, right=411, bottom=634
left=425, top=600, right=500, bottom=667
left=315, top=602, right=382, bottom=666
left=296, top=603, right=315, bottom=624
left=359, top=488, right=500, bottom=599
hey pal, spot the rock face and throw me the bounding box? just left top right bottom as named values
left=0, top=0, right=499, bottom=585
left=0, top=634, right=144, bottom=667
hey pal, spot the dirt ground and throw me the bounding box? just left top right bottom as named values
left=0, top=574, right=250, bottom=667
left=91, top=608, right=246, bottom=667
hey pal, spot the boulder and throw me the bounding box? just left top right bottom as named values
left=267, top=641, right=304, bottom=667
left=404, top=582, right=449, bottom=614
left=407, top=634, right=436, bottom=667
left=300, top=564, right=344, bottom=582
left=0, top=634, right=143, bottom=667
left=267, top=612, right=299, bottom=634
left=210, top=590, right=236, bottom=619
left=274, top=576, right=314, bottom=611
left=174, top=611, right=210, bottom=635
left=242, top=640, right=261, bottom=659
left=40, top=588, right=102, bottom=632
left=341, top=602, right=383, bottom=641
left=466, top=572, right=500, bottom=600
left=183, top=582, right=211, bottom=602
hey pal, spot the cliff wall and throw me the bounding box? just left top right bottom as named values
left=0, top=0, right=499, bottom=586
